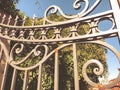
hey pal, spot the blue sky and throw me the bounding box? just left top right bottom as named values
left=16, top=0, right=110, bottom=18
left=16, top=0, right=120, bottom=81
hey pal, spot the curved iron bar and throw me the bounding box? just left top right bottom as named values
left=82, top=59, right=104, bottom=87
left=0, top=41, right=10, bottom=63
left=9, top=43, right=71, bottom=71
left=2, top=37, right=120, bottom=89
left=0, top=10, right=115, bottom=44
left=10, top=44, right=48, bottom=65
left=44, top=0, right=101, bottom=23
left=0, top=0, right=120, bottom=89
left=81, top=40, right=120, bottom=89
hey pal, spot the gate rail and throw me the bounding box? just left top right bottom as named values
left=0, top=0, right=120, bottom=90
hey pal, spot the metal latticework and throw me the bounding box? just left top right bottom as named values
left=0, top=0, right=120, bottom=90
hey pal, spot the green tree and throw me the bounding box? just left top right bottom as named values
left=0, top=1, right=107, bottom=88
left=0, top=0, right=20, bottom=17
left=19, top=14, right=107, bottom=90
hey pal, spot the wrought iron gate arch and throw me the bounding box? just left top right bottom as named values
left=0, top=0, right=120, bottom=90
left=8, top=43, right=72, bottom=71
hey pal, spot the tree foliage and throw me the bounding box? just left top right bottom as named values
left=1, top=1, right=108, bottom=89
left=18, top=14, right=107, bottom=90
left=0, top=0, right=20, bottom=17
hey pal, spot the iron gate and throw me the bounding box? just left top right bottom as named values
left=0, top=0, right=120, bottom=90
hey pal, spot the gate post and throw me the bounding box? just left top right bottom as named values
left=109, top=0, right=120, bottom=28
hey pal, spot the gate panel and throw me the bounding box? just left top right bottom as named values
left=0, top=0, right=120, bottom=90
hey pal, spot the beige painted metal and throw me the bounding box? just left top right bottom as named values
left=54, top=49, right=59, bottom=90
left=0, top=0, right=120, bottom=90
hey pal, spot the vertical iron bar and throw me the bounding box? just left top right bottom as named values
left=10, top=69, right=17, bottom=90
left=109, top=0, right=120, bottom=29
left=1, top=14, right=6, bottom=24
left=1, top=62, right=9, bottom=90
left=73, top=43, right=79, bottom=90
left=54, top=49, right=59, bottom=90
left=37, top=64, right=42, bottom=90
left=23, top=70, right=28, bottom=90
left=110, top=0, right=120, bottom=44
left=14, top=16, right=19, bottom=26
left=7, top=15, right=12, bottom=25
left=22, top=16, right=27, bottom=26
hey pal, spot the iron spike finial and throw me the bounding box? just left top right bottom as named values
left=1, top=14, right=6, bottom=24
left=32, top=14, right=37, bottom=26
left=22, top=15, right=27, bottom=26
left=7, top=15, right=12, bottom=25
left=14, top=15, right=19, bottom=26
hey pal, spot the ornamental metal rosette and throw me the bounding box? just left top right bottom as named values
left=0, top=0, right=120, bottom=90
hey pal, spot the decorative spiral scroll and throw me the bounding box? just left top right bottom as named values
left=73, top=0, right=89, bottom=11
left=15, top=43, right=24, bottom=54
left=44, top=5, right=78, bottom=24
left=10, top=43, right=48, bottom=68
left=82, top=59, right=104, bottom=86
left=10, top=43, right=24, bottom=63
left=34, top=45, right=42, bottom=56
left=81, top=40, right=120, bottom=89
left=44, top=0, right=101, bottom=23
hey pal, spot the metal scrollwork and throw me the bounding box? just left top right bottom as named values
left=10, top=43, right=24, bottom=63
left=9, top=43, right=49, bottom=70
left=0, top=0, right=120, bottom=89
left=44, top=0, right=101, bottom=23
left=73, top=0, right=89, bottom=13
left=82, top=59, right=104, bottom=86
left=82, top=40, right=120, bottom=89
